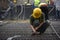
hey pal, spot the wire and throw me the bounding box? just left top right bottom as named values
left=4, top=4, right=23, bottom=19
left=47, top=5, right=60, bottom=38
left=48, top=6, right=54, bottom=14
left=48, top=20, right=60, bottom=38
left=2, top=0, right=15, bottom=18
left=3, top=7, right=11, bottom=17
left=16, top=4, right=23, bottom=19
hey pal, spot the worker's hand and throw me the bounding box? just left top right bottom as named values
left=35, top=27, right=39, bottom=30
left=35, top=22, right=44, bottom=30
left=30, top=25, right=36, bottom=32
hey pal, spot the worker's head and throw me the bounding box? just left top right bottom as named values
left=38, top=3, right=48, bottom=13
left=38, top=3, right=48, bottom=7
left=32, top=8, right=42, bottom=18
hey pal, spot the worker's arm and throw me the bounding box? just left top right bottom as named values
left=30, top=16, right=36, bottom=32
left=35, top=14, right=45, bottom=30
left=35, top=22, right=44, bottom=30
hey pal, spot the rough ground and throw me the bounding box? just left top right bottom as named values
left=0, top=20, right=60, bottom=40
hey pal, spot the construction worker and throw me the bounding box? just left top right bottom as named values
left=33, top=0, right=40, bottom=8
left=49, top=0, right=54, bottom=5
left=46, top=0, right=49, bottom=4
left=30, top=8, right=49, bottom=35
left=38, top=3, right=49, bottom=20
left=46, top=0, right=54, bottom=5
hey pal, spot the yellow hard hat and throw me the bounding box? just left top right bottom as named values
left=38, top=3, right=48, bottom=7
left=32, top=8, right=42, bottom=18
